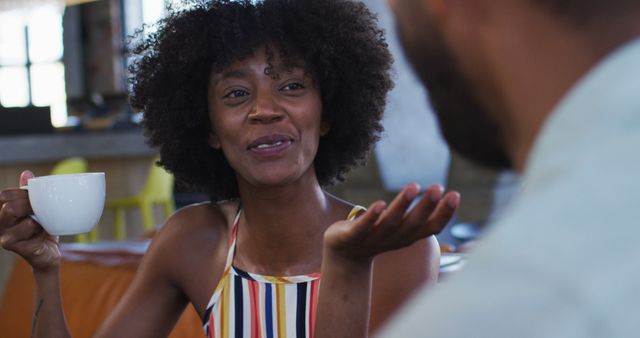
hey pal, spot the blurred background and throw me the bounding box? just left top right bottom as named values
left=0, top=0, right=519, bottom=333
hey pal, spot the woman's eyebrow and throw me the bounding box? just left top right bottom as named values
left=223, top=69, right=249, bottom=79
left=273, top=63, right=304, bottom=73
left=209, top=68, right=250, bottom=89
left=266, top=67, right=309, bottom=81
left=213, top=68, right=250, bottom=83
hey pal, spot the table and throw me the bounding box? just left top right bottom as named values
left=0, top=242, right=466, bottom=337
left=0, top=241, right=202, bottom=338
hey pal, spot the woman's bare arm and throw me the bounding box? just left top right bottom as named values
left=370, top=235, right=440, bottom=333
left=0, top=171, right=70, bottom=338
left=315, top=184, right=459, bottom=338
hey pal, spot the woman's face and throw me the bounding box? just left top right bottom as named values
left=207, top=50, right=329, bottom=189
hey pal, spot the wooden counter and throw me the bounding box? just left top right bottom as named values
left=0, top=129, right=155, bottom=165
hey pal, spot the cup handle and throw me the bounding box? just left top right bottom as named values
left=19, top=186, right=40, bottom=224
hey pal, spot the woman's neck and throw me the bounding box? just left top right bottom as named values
left=233, top=171, right=348, bottom=276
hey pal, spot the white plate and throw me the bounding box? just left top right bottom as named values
left=61, top=240, right=150, bottom=255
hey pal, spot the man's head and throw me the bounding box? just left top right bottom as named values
left=388, top=0, right=512, bottom=170
left=388, top=0, right=640, bottom=171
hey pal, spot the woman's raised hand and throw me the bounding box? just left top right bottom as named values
left=0, top=171, right=61, bottom=273
left=324, top=183, right=459, bottom=262
left=315, top=184, right=460, bottom=338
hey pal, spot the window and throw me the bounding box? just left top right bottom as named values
left=0, top=6, right=67, bottom=127
left=122, top=0, right=170, bottom=99
left=123, top=0, right=169, bottom=39
left=142, top=0, right=166, bottom=29
left=125, top=0, right=196, bottom=38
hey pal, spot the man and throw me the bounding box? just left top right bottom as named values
left=374, top=0, right=640, bottom=337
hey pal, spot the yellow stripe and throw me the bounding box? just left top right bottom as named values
left=221, top=275, right=230, bottom=338
left=347, top=205, right=366, bottom=220
left=276, top=284, right=287, bottom=338
left=262, top=275, right=294, bottom=284
left=214, top=268, right=230, bottom=294
left=263, top=275, right=281, bottom=284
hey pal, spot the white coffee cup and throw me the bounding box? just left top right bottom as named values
left=21, top=173, right=106, bottom=235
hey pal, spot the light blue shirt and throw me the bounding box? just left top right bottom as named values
left=378, top=37, right=640, bottom=338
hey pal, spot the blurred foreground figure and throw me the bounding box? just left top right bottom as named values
left=315, top=0, right=640, bottom=337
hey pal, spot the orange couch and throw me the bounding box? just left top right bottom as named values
left=0, top=244, right=203, bottom=338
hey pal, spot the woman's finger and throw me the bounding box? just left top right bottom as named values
left=0, top=198, right=32, bottom=233
left=403, top=184, right=444, bottom=228
left=417, top=192, right=460, bottom=238
left=347, top=200, right=386, bottom=239
left=0, top=217, right=43, bottom=250
left=19, top=170, right=35, bottom=187
left=0, top=189, right=28, bottom=204
left=375, top=183, right=420, bottom=230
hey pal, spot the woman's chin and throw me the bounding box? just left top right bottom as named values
left=243, top=168, right=315, bottom=191
left=251, top=174, right=300, bottom=189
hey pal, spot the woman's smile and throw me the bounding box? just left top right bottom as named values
left=247, top=133, right=294, bottom=158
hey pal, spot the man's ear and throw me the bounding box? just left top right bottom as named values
left=320, top=121, right=331, bottom=136
left=208, top=132, right=221, bottom=149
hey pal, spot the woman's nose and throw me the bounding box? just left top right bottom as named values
left=249, top=92, right=284, bottom=123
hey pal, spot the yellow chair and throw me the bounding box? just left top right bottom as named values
left=49, top=157, right=96, bottom=243
left=50, top=157, right=87, bottom=176
left=105, top=157, right=175, bottom=240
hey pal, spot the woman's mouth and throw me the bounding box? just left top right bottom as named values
left=248, top=134, right=293, bottom=156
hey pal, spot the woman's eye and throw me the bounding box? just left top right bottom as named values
left=281, top=82, right=305, bottom=91
left=223, top=89, right=249, bottom=98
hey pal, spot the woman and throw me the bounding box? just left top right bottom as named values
left=0, top=1, right=459, bottom=337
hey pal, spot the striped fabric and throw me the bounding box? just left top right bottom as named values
left=202, top=206, right=365, bottom=338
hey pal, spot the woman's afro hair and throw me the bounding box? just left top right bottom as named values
left=129, top=0, right=394, bottom=200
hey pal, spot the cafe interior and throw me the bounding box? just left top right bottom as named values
left=0, top=0, right=519, bottom=336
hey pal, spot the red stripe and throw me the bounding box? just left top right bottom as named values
left=309, top=279, right=319, bottom=338
left=307, top=272, right=321, bottom=279
left=230, top=222, right=238, bottom=245
left=249, top=280, right=263, bottom=338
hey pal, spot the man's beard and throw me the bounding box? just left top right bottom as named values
left=395, top=20, right=513, bottom=170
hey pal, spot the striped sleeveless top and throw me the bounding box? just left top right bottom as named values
left=202, top=206, right=365, bottom=338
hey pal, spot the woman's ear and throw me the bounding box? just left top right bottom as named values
left=208, top=132, right=221, bottom=149
left=320, top=121, right=331, bottom=136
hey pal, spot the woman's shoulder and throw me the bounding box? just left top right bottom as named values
left=169, top=200, right=238, bottom=228
left=139, top=201, right=240, bottom=285
left=122, top=201, right=241, bottom=317
left=143, top=200, right=239, bottom=258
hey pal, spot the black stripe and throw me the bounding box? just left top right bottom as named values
left=202, top=305, right=213, bottom=325
left=233, top=266, right=256, bottom=281
left=234, top=275, right=244, bottom=338
left=296, top=283, right=308, bottom=338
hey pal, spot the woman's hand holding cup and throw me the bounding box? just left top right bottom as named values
left=1, top=169, right=105, bottom=273
left=0, top=171, right=62, bottom=273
